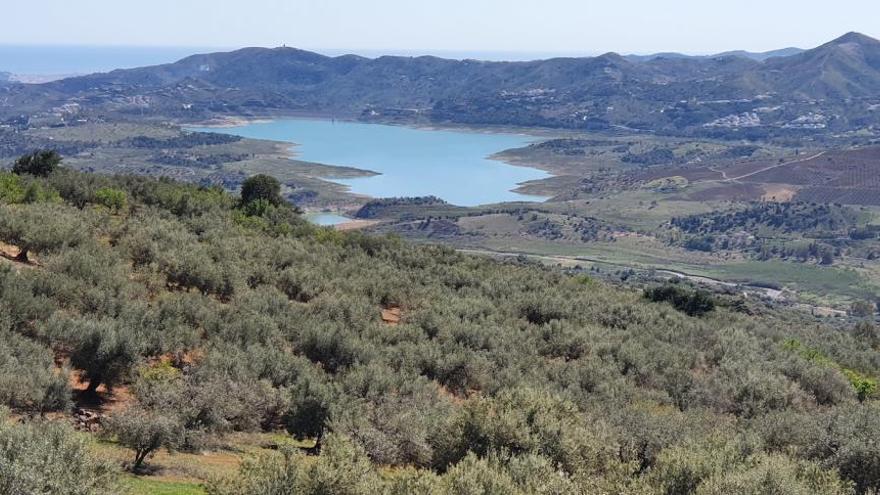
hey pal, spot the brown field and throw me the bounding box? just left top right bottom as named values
left=683, top=183, right=765, bottom=202
left=632, top=146, right=880, bottom=206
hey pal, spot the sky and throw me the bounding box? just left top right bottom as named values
left=1, top=0, right=878, bottom=57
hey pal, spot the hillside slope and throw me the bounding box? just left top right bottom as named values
left=0, top=165, right=879, bottom=492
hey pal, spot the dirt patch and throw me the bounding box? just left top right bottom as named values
left=66, top=368, right=134, bottom=415
left=685, top=182, right=764, bottom=202
left=148, top=349, right=205, bottom=369
left=434, top=382, right=467, bottom=405
left=0, top=241, right=37, bottom=267
left=761, top=184, right=798, bottom=202
left=381, top=306, right=402, bottom=325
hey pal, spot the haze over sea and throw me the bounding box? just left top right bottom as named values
left=0, top=45, right=219, bottom=76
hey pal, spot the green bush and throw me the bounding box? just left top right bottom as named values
left=0, top=173, right=24, bottom=203
left=94, top=187, right=128, bottom=212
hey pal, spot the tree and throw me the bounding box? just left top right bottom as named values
left=105, top=406, right=183, bottom=472
left=63, top=318, right=142, bottom=395
left=11, top=150, right=62, bottom=177
left=850, top=300, right=875, bottom=318
left=241, top=174, right=283, bottom=206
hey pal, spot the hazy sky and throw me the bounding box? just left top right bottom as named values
left=1, top=0, right=878, bottom=56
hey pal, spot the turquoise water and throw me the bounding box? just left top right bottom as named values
left=303, top=212, right=351, bottom=226
left=198, top=119, right=549, bottom=207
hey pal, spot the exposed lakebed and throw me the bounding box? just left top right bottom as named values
left=194, top=119, right=551, bottom=207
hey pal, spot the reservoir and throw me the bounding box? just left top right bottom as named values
left=303, top=212, right=352, bottom=226
left=197, top=119, right=550, bottom=206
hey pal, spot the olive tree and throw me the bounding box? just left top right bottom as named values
left=240, top=174, right=283, bottom=206
left=0, top=203, right=87, bottom=262
left=11, top=150, right=62, bottom=177
left=45, top=316, right=144, bottom=395
left=105, top=406, right=184, bottom=472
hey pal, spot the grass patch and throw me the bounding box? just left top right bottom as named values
left=123, top=476, right=206, bottom=495
left=708, top=261, right=876, bottom=301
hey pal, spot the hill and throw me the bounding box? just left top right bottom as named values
left=0, top=162, right=880, bottom=493
left=3, top=33, right=880, bottom=138
left=749, top=32, right=880, bottom=99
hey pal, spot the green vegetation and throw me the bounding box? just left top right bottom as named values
left=124, top=477, right=206, bottom=495
left=783, top=339, right=878, bottom=401
left=1, top=152, right=880, bottom=492
left=94, top=187, right=128, bottom=213
left=671, top=202, right=875, bottom=265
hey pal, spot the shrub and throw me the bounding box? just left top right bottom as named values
left=206, top=434, right=381, bottom=495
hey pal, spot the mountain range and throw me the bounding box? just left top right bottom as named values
left=623, top=47, right=804, bottom=63
left=3, top=32, right=880, bottom=138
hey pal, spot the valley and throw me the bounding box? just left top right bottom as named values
left=4, top=105, right=879, bottom=313
left=3, top=19, right=880, bottom=494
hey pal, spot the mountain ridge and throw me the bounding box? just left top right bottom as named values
left=4, top=32, right=880, bottom=138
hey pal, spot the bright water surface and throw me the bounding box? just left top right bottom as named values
left=197, top=119, right=549, bottom=207
left=303, top=212, right=352, bottom=226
